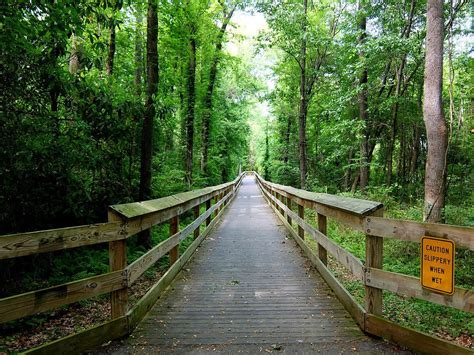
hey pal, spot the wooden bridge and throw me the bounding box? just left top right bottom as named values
left=0, top=173, right=472, bottom=354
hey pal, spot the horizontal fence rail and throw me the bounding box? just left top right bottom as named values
left=254, top=172, right=473, bottom=355
left=0, top=173, right=246, bottom=353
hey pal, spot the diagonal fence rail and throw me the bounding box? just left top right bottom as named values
left=254, top=172, right=473, bottom=354
left=0, top=173, right=245, bottom=354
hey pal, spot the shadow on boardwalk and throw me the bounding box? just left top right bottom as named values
left=99, top=176, right=408, bottom=354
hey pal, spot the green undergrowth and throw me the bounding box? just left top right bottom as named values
left=286, top=196, right=473, bottom=344
left=0, top=204, right=213, bottom=349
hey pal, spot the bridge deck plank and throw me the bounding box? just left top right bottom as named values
left=105, top=177, right=407, bottom=353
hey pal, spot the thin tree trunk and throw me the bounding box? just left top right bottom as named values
left=351, top=172, right=360, bottom=193
left=358, top=0, right=368, bottom=193
left=283, top=114, right=292, bottom=164
left=298, top=0, right=308, bottom=189
left=185, top=28, right=197, bottom=187
left=135, top=5, right=144, bottom=96
left=410, top=123, right=420, bottom=180
left=138, top=0, right=159, bottom=248
left=343, top=148, right=354, bottom=191
left=200, top=7, right=235, bottom=176
left=264, top=120, right=270, bottom=180
left=106, top=22, right=116, bottom=75
left=423, top=0, right=447, bottom=223
left=386, top=0, right=416, bottom=186
left=447, top=0, right=455, bottom=141
left=130, top=4, right=144, bottom=194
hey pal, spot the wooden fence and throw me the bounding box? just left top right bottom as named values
left=254, top=172, right=473, bottom=355
left=0, top=173, right=245, bottom=354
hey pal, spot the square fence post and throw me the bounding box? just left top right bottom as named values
left=108, top=211, right=128, bottom=319
left=193, top=204, right=200, bottom=239
left=317, top=213, right=328, bottom=266
left=169, top=215, right=179, bottom=265
left=286, top=197, right=292, bottom=225
left=206, top=199, right=212, bottom=226
left=365, top=208, right=384, bottom=316
left=298, top=204, right=305, bottom=239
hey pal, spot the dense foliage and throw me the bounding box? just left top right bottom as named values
left=254, top=0, right=473, bottom=223
left=0, top=0, right=253, bottom=235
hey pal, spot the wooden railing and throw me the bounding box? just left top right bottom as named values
left=0, top=173, right=245, bottom=354
left=254, top=172, right=473, bottom=355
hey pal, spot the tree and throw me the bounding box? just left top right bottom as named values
left=184, top=11, right=197, bottom=187
left=358, top=0, right=368, bottom=193
left=200, top=4, right=235, bottom=176
left=422, top=0, right=447, bottom=222
left=298, top=0, right=308, bottom=189
left=138, top=0, right=159, bottom=248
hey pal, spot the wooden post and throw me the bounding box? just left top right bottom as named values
left=193, top=204, right=200, bottom=239
left=286, top=196, right=292, bottom=225
left=276, top=193, right=282, bottom=214
left=298, top=204, right=304, bottom=239
left=317, top=213, right=328, bottom=266
left=214, top=193, right=220, bottom=217
left=169, top=215, right=179, bottom=265
left=206, top=199, right=212, bottom=226
left=108, top=211, right=128, bottom=319
left=365, top=208, right=384, bottom=316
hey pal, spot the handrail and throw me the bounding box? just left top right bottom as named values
left=0, top=172, right=246, bottom=353
left=257, top=173, right=383, bottom=216
left=0, top=175, right=244, bottom=261
left=254, top=172, right=473, bottom=355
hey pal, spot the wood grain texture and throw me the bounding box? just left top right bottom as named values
left=365, top=314, right=472, bottom=354
left=169, top=215, right=180, bottom=265
left=366, top=268, right=473, bottom=313
left=25, top=316, right=129, bottom=355
left=255, top=173, right=383, bottom=216
left=108, top=211, right=128, bottom=319
left=127, top=186, right=238, bottom=331
left=317, top=213, right=328, bottom=266
left=365, top=209, right=384, bottom=317
left=108, top=173, right=244, bottom=235
left=110, top=176, right=397, bottom=353
left=266, top=194, right=367, bottom=330
left=363, top=216, right=474, bottom=250
left=261, top=185, right=365, bottom=280
left=23, top=176, right=243, bottom=353
left=285, top=196, right=292, bottom=225
left=0, top=271, right=125, bottom=323
left=298, top=203, right=305, bottom=239
left=0, top=222, right=124, bottom=260
left=193, top=205, right=200, bottom=239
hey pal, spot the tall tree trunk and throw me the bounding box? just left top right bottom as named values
left=106, top=22, right=116, bottom=75
left=264, top=120, right=270, bottom=180
left=410, top=123, right=420, bottom=180
left=200, top=7, right=235, bottom=176
left=185, top=28, right=197, bottom=187
left=298, top=0, right=308, bottom=189
left=138, top=0, right=159, bottom=248
left=386, top=0, right=416, bottom=186
left=283, top=114, right=292, bottom=164
left=423, top=0, right=447, bottom=223
left=135, top=5, right=144, bottom=96
left=343, top=148, right=354, bottom=191
left=130, top=4, right=144, bottom=194
left=358, top=0, right=368, bottom=194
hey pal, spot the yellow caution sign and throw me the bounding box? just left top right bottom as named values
left=421, top=236, right=455, bottom=295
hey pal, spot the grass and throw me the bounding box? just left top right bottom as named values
left=284, top=194, right=473, bottom=347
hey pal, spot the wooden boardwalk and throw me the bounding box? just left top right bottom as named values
left=106, top=176, right=404, bottom=353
